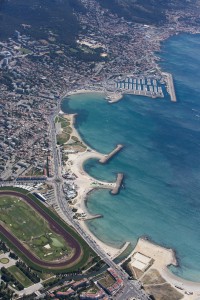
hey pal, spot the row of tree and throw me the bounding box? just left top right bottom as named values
left=1, top=267, right=24, bottom=291
left=0, top=241, right=9, bottom=253
left=16, top=261, right=40, bottom=284
left=0, top=281, right=15, bottom=300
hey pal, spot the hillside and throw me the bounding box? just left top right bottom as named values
left=0, top=0, right=85, bottom=44
left=97, top=0, right=199, bottom=25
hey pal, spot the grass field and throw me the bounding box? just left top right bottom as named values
left=99, top=272, right=116, bottom=288
left=55, top=116, right=70, bottom=128
left=55, top=115, right=72, bottom=145
left=8, top=266, right=33, bottom=288
left=0, top=195, right=72, bottom=262
left=0, top=187, right=95, bottom=273
left=57, top=133, right=70, bottom=145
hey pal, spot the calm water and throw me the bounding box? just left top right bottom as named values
left=62, top=34, right=200, bottom=281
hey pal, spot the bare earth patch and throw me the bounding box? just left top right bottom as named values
left=144, top=283, right=183, bottom=300
left=141, top=269, right=183, bottom=300
left=142, top=269, right=166, bottom=285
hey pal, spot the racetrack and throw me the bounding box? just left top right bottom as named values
left=0, top=190, right=82, bottom=270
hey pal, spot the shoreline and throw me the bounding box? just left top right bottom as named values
left=64, top=88, right=123, bottom=103
left=60, top=92, right=200, bottom=293
left=59, top=112, right=128, bottom=258
left=127, top=238, right=200, bottom=298
left=64, top=89, right=105, bottom=98
left=67, top=149, right=126, bottom=258
left=62, top=80, right=174, bottom=105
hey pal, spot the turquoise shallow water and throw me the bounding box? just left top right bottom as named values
left=62, top=33, right=200, bottom=281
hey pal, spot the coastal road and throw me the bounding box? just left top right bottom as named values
left=49, top=100, right=150, bottom=300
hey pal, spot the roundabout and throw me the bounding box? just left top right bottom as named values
left=0, top=257, right=9, bottom=264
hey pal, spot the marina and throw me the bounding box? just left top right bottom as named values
left=115, top=76, right=164, bottom=99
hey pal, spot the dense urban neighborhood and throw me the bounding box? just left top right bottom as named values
left=1, top=0, right=200, bottom=299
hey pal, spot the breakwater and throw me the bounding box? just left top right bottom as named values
left=85, top=214, right=103, bottom=221
left=162, top=72, right=177, bottom=102
left=99, top=144, right=123, bottom=164
left=111, top=173, right=124, bottom=195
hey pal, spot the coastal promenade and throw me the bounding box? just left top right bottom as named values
left=49, top=97, right=150, bottom=300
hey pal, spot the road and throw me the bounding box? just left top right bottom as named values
left=48, top=99, right=151, bottom=300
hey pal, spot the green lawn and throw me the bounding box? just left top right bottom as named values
left=8, top=266, right=33, bottom=288
left=55, top=116, right=70, bottom=128
left=0, top=257, right=9, bottom=264
left=19, top=48, right=32, bottom=55
left=0, top=195, right=72, bottom=262
left=55, top=115, right=71, bottom=145
left=57, top=133, right=70, bottom=145
left=63, top=126, right=72, bottom=134
left=99, top=272, right=116, bottom=288
left=25, top=167, right=44, bottom=176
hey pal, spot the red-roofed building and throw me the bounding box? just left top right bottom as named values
left=49, top=293, right=55, bottom=298
left=80, top=288, right=108, bottom=300
left=98, top=269, right=124, bottom=296
left=72, top=279, right=89, bottom=290
left=56, top=288, right=75, bottom=298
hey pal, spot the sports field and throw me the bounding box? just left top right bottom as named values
left=0, top=188, right=93, bottom=272
left=0, top=195, right=72, bottom=262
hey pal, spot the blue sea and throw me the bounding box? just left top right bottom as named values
left=62, top=33, right=200, bottom=281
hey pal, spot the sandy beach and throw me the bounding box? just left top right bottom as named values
left=66, top=151, right=127, bottom=258
left=67, top=152, right=129, bottom=258
left=65, top=89, right=105, bottom=97
left=79, top=220, right=130, bottom=259
left=59, top=112, right=128, bottom=258
left=127, top=238, right=200, bottom=299
left=63, top=88, right=123, bottom=104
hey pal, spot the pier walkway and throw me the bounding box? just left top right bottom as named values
left=99, top=144, right=123, bottom=164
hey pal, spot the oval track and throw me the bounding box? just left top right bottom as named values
left=0, top=191, right=82, bottom=269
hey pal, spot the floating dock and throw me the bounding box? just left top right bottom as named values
left=99, top=144, right=124, bottom=164
left=111, top=173, right=124, bottom=195
left=162, top=72, right=177, bottom=102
